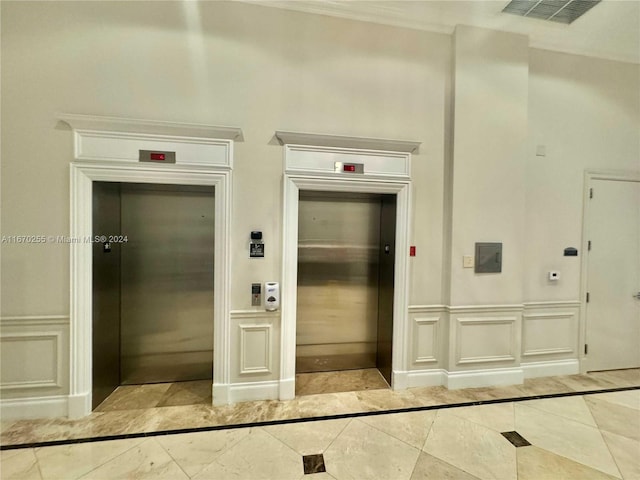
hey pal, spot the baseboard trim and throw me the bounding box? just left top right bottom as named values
left=227, top=380, right=280, bottom=403
left=0, top=395, right=69, bottom=421
left=522, top=359, right=580, bottom=378
left=67, top=392, right=91, bottom=419
left=445, top=367, right=524, bottom=389
left=279, top=377, right=295, bottom=401
left=394, top=369, right=446, bottom=389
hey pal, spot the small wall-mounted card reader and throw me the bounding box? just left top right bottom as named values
left=475, top=242, right=502, bottom=273
left=251, top=283, right=262, bottom=306
left=250, top=231, right=264, bottom=258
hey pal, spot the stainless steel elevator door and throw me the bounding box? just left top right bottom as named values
left=296, top=191, right=384, bottom=373
left=120, top=184, right=215, bottom=384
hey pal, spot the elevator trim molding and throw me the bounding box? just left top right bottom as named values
left=279, top=134, right=416, bottom=400
left=63, top=114, right=239, bottom=418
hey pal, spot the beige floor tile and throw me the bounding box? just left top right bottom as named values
left=354, top=387, right=424, bottom=411
left=591, top=390, right=640, bottom=411
left=0, top=449, right=42, bottom=480
left=439, top=402, right=515, bottom=433
left=77, top=438, right=188, bottom=479
left=263, top=418, right=350, bottom=455
left=410, top=452, right=480, bottom=479
left=323, top=419, right=420, bottom=480
left=35, top=438, right=143, bottom=480
left=286, top=391, right=365, bottom=419
left=423, top=413, right=517, bottom=480
left=359, top=410, right=437, bottom=450
left=590, top=370, right=640, bottom=387
left=463, top=385, right=525, bottom=401
left=601, top=431, right=640, bottom=480
left=93, top=384, right=172, bottom=412
left=586, top=396, right=640, bottom=441
left=408, top=386, right=480, bottom=406
left=299, top=473, right=335, bottom=480
left=521, top=395, right=597, bottom=426
left=295, top=369, right=388, bottom=396
left=515, top=377, right=574, bottom=396
left=517, top=445, right=620, bottom=480
left=128, top=404, right=219, bottom=433
left=156, top=380, right=212, bottom=407
left=193, top=428, right=302, bottom=480
left=554, top=374, right=618, bottom=391
left=515, top=404, right=621, bottom=477
left=155, top=428, right=251, bottom=477
left=1, top=420, right=16, bottom=433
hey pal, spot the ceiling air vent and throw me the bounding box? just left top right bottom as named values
left=502, top=0, right=601, bottom=24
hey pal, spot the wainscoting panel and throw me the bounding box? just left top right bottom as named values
left=230, top=311, right=280, bottom=385
left=408, top=306, right=445, bottom=369
left=521, top=301, right=580, bottom=377
left=239, top=324, right=272, bottom=375
left=449, top=306, right=522, bottom=370
left=0, top=316, right=69, bottom=398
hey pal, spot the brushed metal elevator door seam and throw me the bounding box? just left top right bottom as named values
left=119, top=183, right=215, bottom=384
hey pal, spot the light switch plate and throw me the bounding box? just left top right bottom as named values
left=463, top=255, right=474, bottom=268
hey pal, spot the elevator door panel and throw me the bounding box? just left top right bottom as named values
left=296, top=192, right=381, bottom=373
left=377, top=195, right=396, bottom=385
left=120, top=184, right=214, bottom=384
left=92, top=182, right=121, bottom=408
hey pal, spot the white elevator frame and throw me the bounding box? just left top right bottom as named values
left=277, top=133, right=418, bottom=400
left=63, top=114, right=238, bottom=417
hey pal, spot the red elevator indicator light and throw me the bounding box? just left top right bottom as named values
left=343, top=164, right=356, bottom=172
left=150, top=153, right=166, bottom=161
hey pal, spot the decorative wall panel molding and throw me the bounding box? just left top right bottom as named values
left=521, top=301, right=579, bottom=359
left=239, top=324, right=273, bottom=375
left=454, top=316, right=518, bottom=366
left=0, top=316, right=69, bottom=396
left=407, top=305, right=446, bottom=371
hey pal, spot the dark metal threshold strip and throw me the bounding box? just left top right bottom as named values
left=2, top=385, right=638, bottom=451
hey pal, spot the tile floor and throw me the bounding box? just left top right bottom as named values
left=1, top=369, right=639, bottom=479
left=1, top=387, right=639, bottom=479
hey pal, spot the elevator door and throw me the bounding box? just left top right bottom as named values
left=120, top=184, right=215, bottom=384
left=296, top=191, right=395, bottom=384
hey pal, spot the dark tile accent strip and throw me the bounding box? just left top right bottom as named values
left=501, top=431, right=531, bottom=447
left=2, top=385, right=638, bottom=451
left=303, top=454, right=326, bottom=474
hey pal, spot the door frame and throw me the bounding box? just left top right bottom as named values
left=63, top=114, right=238, bottom=417
left=280, top=174, right=411, bottom=399
left=580, top=170, right=640, bottom=373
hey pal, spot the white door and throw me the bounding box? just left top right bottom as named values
left=586, top=178, right=640, bottom=371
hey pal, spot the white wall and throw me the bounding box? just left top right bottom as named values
left=525, top=48, right=640, bottom=302
left=0, top=1, right=449, bottom=319
left=448, top=26, right=529, bottom=307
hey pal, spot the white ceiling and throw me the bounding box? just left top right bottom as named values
left=248, top=0, right=640, bottom=64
